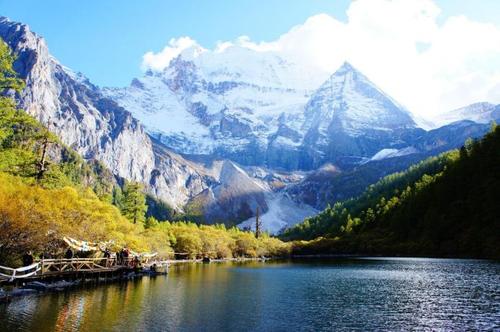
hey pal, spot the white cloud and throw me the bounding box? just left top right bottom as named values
left=141, top=0, right=500, bottom=119
left=141, top=36, right=202, bottom=71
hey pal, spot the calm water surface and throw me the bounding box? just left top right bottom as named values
left=0, top=257, right=499, bottom=331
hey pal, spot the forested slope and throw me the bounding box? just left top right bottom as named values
left=282, top=151, right=460, bottom=240
left=288, top=126, right=500, bottom=259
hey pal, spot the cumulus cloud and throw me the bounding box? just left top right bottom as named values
left=142, top=36, right=202, bottom=71
left=141, top=0, right=500, bottom=119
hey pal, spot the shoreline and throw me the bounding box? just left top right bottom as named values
left=2, top=255, right=495, bottom=303
left=0, top=269, right=166, bottom=303
left=0, top=256, right=273, bottom=303
left=168, top=256, right=273, bottom=264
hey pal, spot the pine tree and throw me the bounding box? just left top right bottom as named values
left=490, top=120, right=497, bottom=132
left=0, top=39, right=57, bottom=181
left=255, top=206, right=262, bottom=239
left=0, top=41, right=24, bottom=92
left=122, top=182, right=147, bottom=224
left=36, top=121, right=51, bottom=181
left=464, top=137, right=474, bottom=154
left=112, top=186, right=125, bottom=210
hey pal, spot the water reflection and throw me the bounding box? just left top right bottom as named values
left=0, top=258, right=499, bottom=331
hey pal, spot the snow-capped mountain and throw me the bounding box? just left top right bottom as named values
left=106, top=57, right=427, bottom=170
left=3, top=16, right=496, bottom=233
left=303, top=63, right=416, bottom=136
left=298, top=62, right=424, bottom=168
left=104, top=46, right=327, bottom=170
left=434, top=102, right=500, bottom=127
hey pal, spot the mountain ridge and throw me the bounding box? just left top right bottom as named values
left=106, top=58, right=426, bottom=170
left=1, top=16, right=498, bottom=232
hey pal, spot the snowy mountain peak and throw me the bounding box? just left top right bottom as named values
left=434, top=102, right=499, bottom=127
left=105, top=45, right=429, bottom=171
left=325, top=62, right=408, bottom=114
left=295, top=62, right=422, bottom=166
left=333, top=61, right=357, bottom=75
left=305, top=62, right=416, bottom=135
left=7, top=16, right=497, bottom=233
left=329, top=61, right=376, bottom=85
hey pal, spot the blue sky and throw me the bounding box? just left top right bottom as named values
left=1, top=0, right=499, bottom=88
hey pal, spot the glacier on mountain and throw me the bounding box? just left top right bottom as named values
left=104, top=45, right=327, bottom=158
left=105, top=54, right=425, bottom=170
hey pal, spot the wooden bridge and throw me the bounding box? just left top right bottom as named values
left=0, top=257, right=168, bottom=283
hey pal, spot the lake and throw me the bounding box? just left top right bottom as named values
left=1, top=257, right=499, bottom=331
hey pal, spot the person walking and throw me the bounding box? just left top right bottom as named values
left=103, top=248, right=111, bottom=267
left=117, top=249, right=123, bottom=266
left=22, top=251, right=34, bottom=266
left=65, top=248, right=74, bottom=259
left=122, top=248, right=130, bottom=267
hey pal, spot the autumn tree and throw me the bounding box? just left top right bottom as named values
left=144, top=216, right=159, bottom=229
left=174, top=232, right=202, bottom=259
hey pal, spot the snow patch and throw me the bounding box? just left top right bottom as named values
left=433, top=102, right=498, bottom=128
left=238, top=193, right=318, bottom=234
left=370, top=147, right=418, bottom=161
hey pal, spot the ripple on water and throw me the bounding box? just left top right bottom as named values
left=0, top=258, right=499, bottom=331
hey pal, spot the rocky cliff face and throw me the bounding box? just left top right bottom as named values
left=0, top=17, right=155, bottom=183
left=0, top=17, right=299, bottom=226
left=2, top=17, right=496, bottom=233
left=0, top=17, right=218, bottom=211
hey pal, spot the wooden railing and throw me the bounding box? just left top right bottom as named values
left=0, top=254, right=180, bottom=282
left=39, top=257, right=121, bottom=275
left=0, top=263, right=41, bottom=281
left=0, top=257, right=142, bottom=281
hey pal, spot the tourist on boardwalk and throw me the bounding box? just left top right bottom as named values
left=117, top=249, right=123, bottom=265
left=122, top=248, right=130, bottom=266
left=22, top=251, right=34, bottom=266
left=65, top=248, right=74, bottom=259
left=103, top=248, right=111, bottom=267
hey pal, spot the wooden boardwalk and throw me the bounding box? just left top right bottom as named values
left=39, top=257, right=125, bottom=276
left=0, top=257, right=168, bottom=283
